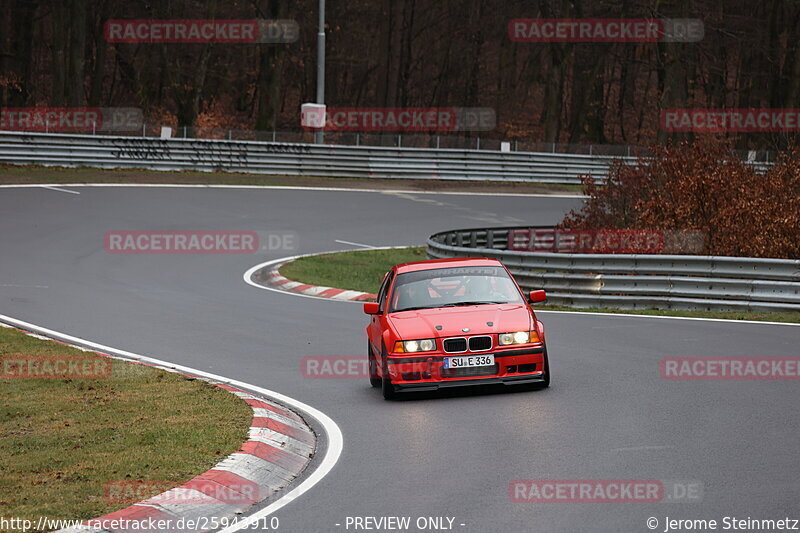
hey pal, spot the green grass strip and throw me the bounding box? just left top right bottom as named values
left=0, top=325, right=252, bottom=522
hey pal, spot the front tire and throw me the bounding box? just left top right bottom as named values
left=537, top=347, right=551, bottom=389
left=381, top=353, right=396, bottom=400
left=518, top=346, right=550, bottom=391
left=368, top=345, right=381, bottom=388
left=539, top=348, right=550, bottom=389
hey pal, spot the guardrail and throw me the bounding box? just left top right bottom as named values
left=0, top=131, right=639, bottom=185
left=427, top=227, right=800, bottom=312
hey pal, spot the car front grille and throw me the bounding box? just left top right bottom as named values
left=468, top=335, right=492, bottom=351
left=443, top=338, right=467, bottom=353
left=443, top=335, right=492, bottom=353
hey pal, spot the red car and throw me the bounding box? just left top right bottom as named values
left=364, top=257, right=550, bottom=399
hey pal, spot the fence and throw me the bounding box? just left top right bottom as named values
left=426, top=227, right=800, bottom=312
left=29, top=122, right=781, bottom=163
left=133, top=126, right=654, bottom=156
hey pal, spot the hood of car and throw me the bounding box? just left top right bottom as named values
left=388, top=303, right=532, bottom=340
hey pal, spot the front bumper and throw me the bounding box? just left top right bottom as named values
left=394, top=373, right=547, bottom=392
left=385, top=346, right=546, bottom=391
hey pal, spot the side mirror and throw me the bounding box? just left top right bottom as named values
left=529, top=290, right=547, bottom=303
left=363, top=302, right=380, bottom=315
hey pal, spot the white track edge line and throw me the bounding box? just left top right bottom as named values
left=243, top=247, right=408, bottom=304
left=244, top=253, right=800, bottom=327
left=335, top=239, right=377, bottom=249
left=0, top=183, right=586, bottom=199
left=40, top=185, right=80, bottom=195
left=0, top=313, right=344, bottom=530
left=534, top=309, right=799, bottom=327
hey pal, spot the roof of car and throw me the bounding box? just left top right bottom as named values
left=394, top=257, right=502, bottom=274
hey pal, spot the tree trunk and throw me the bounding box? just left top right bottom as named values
left=255, top=0, right=289, bottom=131
left=88, top=0, right=109, bottom=106
left=382, top=0, right=404, bottom=107
left=51, top=2, right=68, bottom=106
left=66, top=0, right=87, bottom=106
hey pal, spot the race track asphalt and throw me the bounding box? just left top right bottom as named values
left=1, top=185, right=798, bottom=533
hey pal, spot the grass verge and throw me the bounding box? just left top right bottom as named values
left=0, top=325, right=252, bottom=525
left=0, top=165, right=584, bottom=194
left=278, top=247, right=800, bottom=324
left=280, top=247, right=428, bottom=294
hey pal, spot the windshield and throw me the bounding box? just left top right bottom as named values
left=390, top=265, right=524, bottom=312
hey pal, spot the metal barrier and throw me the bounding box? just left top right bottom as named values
left=0, top=131, right=631, bottom=184
left=427, top=227, right=800, bottom=312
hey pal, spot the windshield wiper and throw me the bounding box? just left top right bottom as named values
left=393, top=305, right=442, bottom=312
left=439, top=301, right=507, bottom=307
left=394, top=301, right=508, bottom=312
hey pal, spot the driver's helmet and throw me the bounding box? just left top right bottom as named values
left=395, top=282, right=425, bottom=310
left=465, top=275, right=493, bottom=300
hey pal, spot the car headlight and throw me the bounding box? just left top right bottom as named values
left=499, top=331, right=539, bottom=345
left=394, top=339, right=436, bottom=353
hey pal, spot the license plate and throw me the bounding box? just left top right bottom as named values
left=443, top=354, right=495, bottom=369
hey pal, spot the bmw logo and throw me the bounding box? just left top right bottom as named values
left=462, top=328, right=470, bottom=333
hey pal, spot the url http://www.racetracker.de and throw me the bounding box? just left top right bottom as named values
left=0, top=515, right=281, bottom=531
